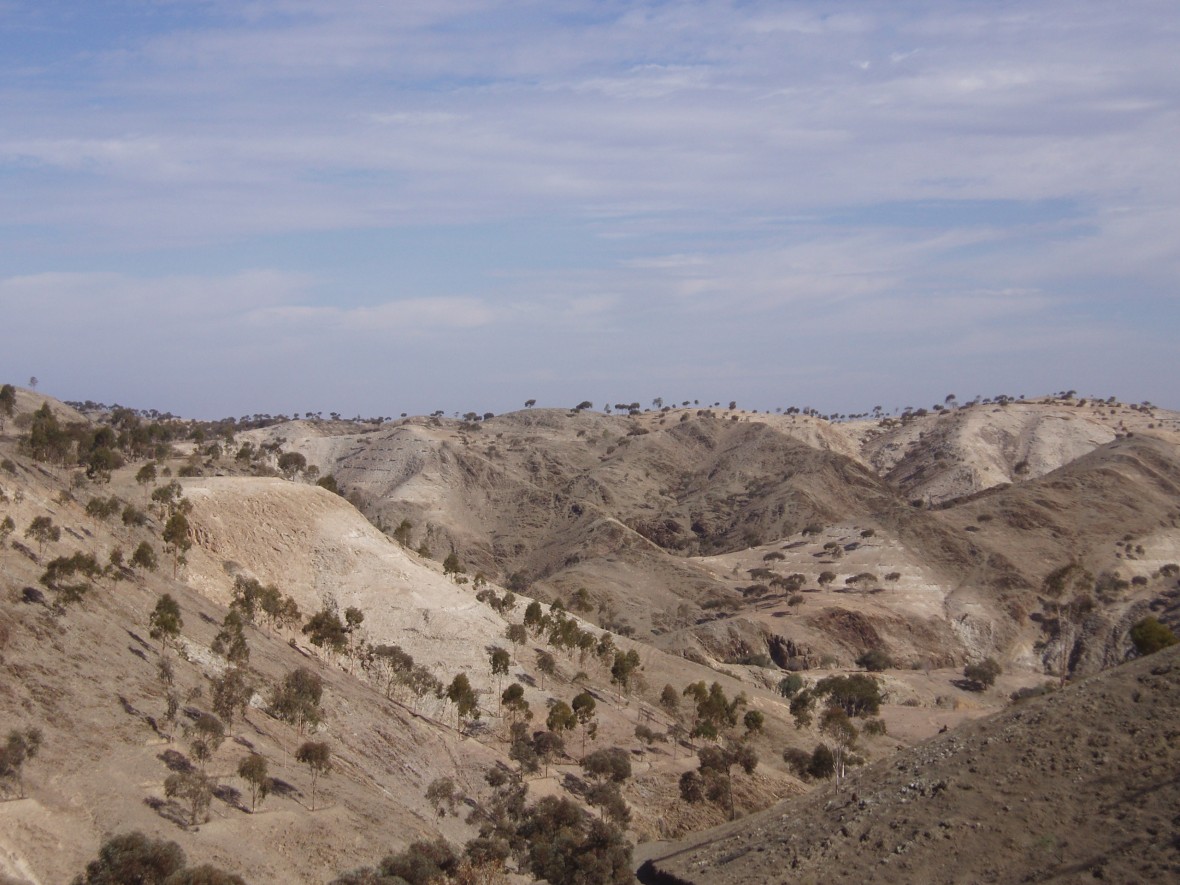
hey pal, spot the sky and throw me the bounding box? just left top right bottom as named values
left=1, top=1, right=1178, bottom=419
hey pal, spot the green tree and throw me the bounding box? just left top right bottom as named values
left=446, top=673, right=480, bottom=733
left=442, top=551, right=464, bottom=578
left=506, top=623, right=528, bottom=662
left=269, top=667, right=324, bottom=734
left=489, top=647, right=510, bottom=699
left=610, top=649, right=641, bottom=697
left=211, top=667, right=253, bottom=724
left=295, top=741, right=332, bottom=811
left=536, top=650, right=557, bottom=689
left=237, top=753, right=271, bottom=812
left=1129, top=616, right=1178, bottom=655
left=424, top=776, right=461, bottom=818
left=162, top=512, right=192, bottom=577
left=277, top=451, right=307, bottom=479
left=149, top=594, right=183, bottom=651
left=212, top=610, right=250, bottom=665
left=25, top=515, right=60, bottom=559
left=571, top=691, right=598, bottom=759
left=962, top=657, right=1002, bottom=690
left=131, top=541, right=158, bottom=572
left=546, top=700, right=577, bottom=740
left=164, top=770, right=213, bottom=826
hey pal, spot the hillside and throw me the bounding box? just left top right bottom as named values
left=2, top=384, right=1178, bottom=884
left=638, top=643, right=1180, bottom=884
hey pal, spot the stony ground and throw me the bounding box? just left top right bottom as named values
left=638, top=644, right=1180, bottom=884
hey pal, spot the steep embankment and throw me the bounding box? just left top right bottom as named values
left=640, top=644, right=1180, bottom=884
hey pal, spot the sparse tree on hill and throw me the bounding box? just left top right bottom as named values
left=149, top=594, right=183, bottom=652
left=162, top=512, right=191, bottom=577
left=295, top=741, right=332, bottom=811
left=212, top=610, right=249, bottom=666
left=211, top=667, right=253, bottom=724
left=237, top=753, right=271, bottom=812
left=0, top=383, right=15, bottom=431
left=270, top=667, right=324, bottom=734
left=819, top=706, right=857, bottom=793
left=25, top=515, right=60, bottom=559
left=490, top=647, right=510, bottom=700
left=536, top=651, right=556, bottom=689
left=0, top=727, right=42, bottom=798
left=425, top=776, right=461, bottom=818
left=571, top=691, right=598, bottom=759
left=446, top=673, right=480, bottom=733
left=506, top=623, right=528, bottom=662
left=130, top=541, right=158, bottom=572
left=165, top=769, right=213, bottom=826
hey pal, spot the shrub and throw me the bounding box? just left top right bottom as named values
left=962, top=658, right=1002, bottom=690
left=1129, top=617, right=1178, bottom=656
left=856, top=648, right=893, bottom=672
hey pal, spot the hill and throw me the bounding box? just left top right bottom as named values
left=638, top=643, right=1180, bottom=884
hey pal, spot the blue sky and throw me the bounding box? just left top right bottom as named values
left=1, top=1, right=1177, bottom=418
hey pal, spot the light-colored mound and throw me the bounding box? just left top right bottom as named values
left=181, top=476, right=508, bottom=680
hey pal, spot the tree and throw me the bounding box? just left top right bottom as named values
left=743, top=710, right=764, bottom=735
left=277, top=451, right=307, bottom=479
left=546, top=700, right=577, bottom=740
left=446, top=673, right=480, bottom=733
left=162, top=512, right=192, bottom=577
left=0, top=727, right=42, bottom=798
left=295, top=741, right=332, bottom=811
left=270, top=667, right=324, bottom=733
left=659, top=683, right=680, bottom=718
left=687, top=743, right=758, bottom=820
left=425, top=776, right=461, bottom=818
left=442, top=551, right=464, bottom=578
left=136, top=462, right=158, bottom=490
left=392, top=518, right=413, bottom=547
left=0, top=515, right=14, bottom=545
left=819, top=706, right=858, bottom=792
left=518, top=796, right=633, bottom=885
left=571, top=691, right=598, bottom=758
left=25, top=515, right=60, bottom=559
left=211, top=667, right=253, bottom=724
left=303, top=606, right=348, bottom=657
left=489, top=647, right=510, bottom=699
left=0, top=383, right=15, bottom=431
left=813, top=674, right=883, bottom=717
left=212, top=610, right=250, bottom=666
left=610, top=649, right=641, bottom=697
left=506, top=623, right=528, bottom=662
left=1130, top=616, right=1178, bottom=656
left=962, top=657, right=1002, bottom=691
left=71, top=831, right=187, bottom=884
left=856, top=648, right=893, bottom=672
left=165, top=770, right=213, bottom=826
left=536, top=651, right=557, bottom=689
left=501, top=683, right=531, bottom=727
left=149, top=594, right=183, bottom=652
left=237, top=753, right=271, bottom=812
left=131, top=541, right=158, bottom=572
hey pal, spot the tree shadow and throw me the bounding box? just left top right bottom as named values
left=144, top=795, right=190, bottom=829
left=158, top=749, right=194, bottom=774
left=269, top=777, right=300, bottom=799
left=126, top=629, right=153, bottom=650
left=214, top=783, right=244, bottom=811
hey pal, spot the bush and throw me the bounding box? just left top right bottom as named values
left=1129, top=617, right=1178, bottom=656
left=962, top=658, right=1002, bottom=690
left=856, top=648, right=893, bottom=672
